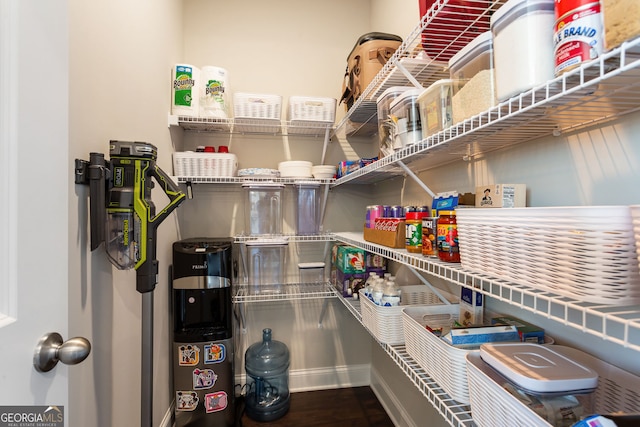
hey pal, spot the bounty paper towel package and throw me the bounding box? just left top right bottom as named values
left=199, top=66, right=229, bottom=118
left=172, top=64, right=200, bottom=117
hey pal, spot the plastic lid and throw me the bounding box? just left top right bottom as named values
left=242, top=182, right=285, bottom=189
left=245, top=238, right=289, bottom=246
left=389, top=88, right=425, bottom=110
left=438, top=210, right=456, bottom=215
left=448, top=31, right=493, bottom=70
left=490, top=0, right=555, bottom=35
left=417, top=79, right=454, bottom=101
left=480, top=343, right=598, bottom=394
left=376, top=86, right=413, bottom=104
left=297, top=262, right=326, bottom=269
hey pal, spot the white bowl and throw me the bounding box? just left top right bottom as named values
left=278, top=160, right=312, bottom=178
left=311, top=165, right=336, bottom=179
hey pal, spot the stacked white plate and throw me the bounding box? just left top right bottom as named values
left=311, top=165, right=336, bottom=179
left=278, top=160, right=312, bottom=178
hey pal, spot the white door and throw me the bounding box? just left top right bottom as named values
left=0, top=1, right=76, bottom=424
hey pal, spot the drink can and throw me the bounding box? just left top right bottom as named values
left=382, top=205, right=392, bottom=218
left=368, top=205, right=383, bottom=228
left=390, top=205, right=404, bottom=218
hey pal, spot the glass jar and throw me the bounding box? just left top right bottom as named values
left=437, top=210, right=460, bottom=262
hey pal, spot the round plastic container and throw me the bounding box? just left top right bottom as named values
left=245, top=328, right=290, bottom=422
left=376, top=86, right=412, bottom=156
left=389, top=88, right=425, bottom=148
left=278, top=160, right=312, bottom=178
left=491, top=0, right=556, bottom=101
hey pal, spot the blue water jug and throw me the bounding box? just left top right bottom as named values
left=244, top=328, right=290, bottom=421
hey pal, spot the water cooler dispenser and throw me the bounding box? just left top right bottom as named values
left=171, top=238, right=235, bottom=427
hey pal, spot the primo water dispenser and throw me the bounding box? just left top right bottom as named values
left=171, top=238, right=235, bottom=427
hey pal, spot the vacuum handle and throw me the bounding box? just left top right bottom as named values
left=148, top=164, right=186, bottom=227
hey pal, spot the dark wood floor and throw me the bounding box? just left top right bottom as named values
left=239, top=387, right=395, bottom=427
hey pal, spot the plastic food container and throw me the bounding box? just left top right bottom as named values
left=294, top=182, right=321, bottom=235
left=417, top=79, right=453, bottom=138
left=278, top=160, right=312, bottom=178
left=298, top=262, right=325, bottom=283
left=245, top=239, right=288, bottom=295
left=311, top=165, right=336, bottom=179
left=243, top=183, right=284, bottom=236
left=389, top=88, right=424, bottom=148
left=449, top=31, right=497, bottom=123
left=376, top=87, right=412, bottom=156
left=480, top=343, right=599, bottom=394
left=491, top=0, right=556, bottom=101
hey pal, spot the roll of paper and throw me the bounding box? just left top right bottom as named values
left=199, top=65, right=229, bottom=118
left=172, top=64, right=200, bottom=117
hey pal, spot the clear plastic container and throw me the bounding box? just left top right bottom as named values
left=491, top=0, right=556, bottom=101
left=294, top=182, right=321, bottom=235
left=417, top=79, right=453, bottom=138
left=389, top=88, right=425, bottom=148
left=245, top=328, right=290, bottom=422
left=243, top=183, right=284, bottom=236
left=298, top=262, right=325, bottom=283
left=449, top=31, right=497, bottom=124
left=245, top=239, right=288, bottom=295
left=376, top=86, right=412, bottom=156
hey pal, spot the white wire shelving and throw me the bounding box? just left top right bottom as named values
left=174, top=176, right=335, bottom=185
left=332, top=0, right=640, bottom=185
left=333, top=289, right=475, bottom=427
left=233, top=282, right=336, bottom=304
left=169, top=114, right=333, bottom=137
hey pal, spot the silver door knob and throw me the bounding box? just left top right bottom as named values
left=33, top=332, right=91, bottom=372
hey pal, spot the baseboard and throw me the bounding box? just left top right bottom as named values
left=370, top=366, right=417, bottom=427
left=235, top=363, right=371, bottom=393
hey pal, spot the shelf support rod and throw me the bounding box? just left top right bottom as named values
left=397, top=160, right=436, bottom=198
left=319, top=183, right=330, bottom=233
left=320, top=126, right=331, bottom=165
left=406, top=265, right=452, bottom=305
left=395, top=61, right=424, bottom=90
left=318, top=297, right=330, bottom=329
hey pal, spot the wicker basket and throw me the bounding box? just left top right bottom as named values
left=233, top=92, right=282, bottom=120
left=456, top=206, right=640, bottom=305
left=288, top=96, right=336, bottom=123
left=402, top=304, right=473, bottom=404
left=172, top=152, right=238, bottom=177
left=358, top=286, right=453, bottom=345
left=466, top=346, right=640, bottom=427
left=630, top=204, right=640, bottom=272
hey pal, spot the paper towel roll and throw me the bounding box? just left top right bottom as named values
left=172, top=64, right=200, bottom=117
left=199, top=66, right=229, bottom=119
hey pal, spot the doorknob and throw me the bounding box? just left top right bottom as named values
left=33, top=332, right=91, bottom=372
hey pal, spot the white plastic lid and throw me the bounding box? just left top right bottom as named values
left=297, top=262, right=326, bottom=269
left=389, top=88, right=425, bottom=111
left=376, top=86, right=413, bottom=104
left=241, top=182, right=285, bottom=189
left=490, top=0, right=555, bottom=35
left=480, top=343, right=598, bottom=394
left=448, top=31, right=493, bottom=70
left=245, top=238, right=289, bottom=246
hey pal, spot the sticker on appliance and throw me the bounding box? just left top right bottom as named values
left=178, top=344, right=200, bottom=366
left=193, top=368, right=218, bottom=390
left=176, top=391, right=199, bottom=411
left=204, top=343, right=226, bottom=364
left=205, top=391, right=228, bottom=413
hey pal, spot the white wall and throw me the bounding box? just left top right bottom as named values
left=68, top=0, right=183, bottom=426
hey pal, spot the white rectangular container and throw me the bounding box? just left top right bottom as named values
left=242, top=183, right=284, bottom=236
left=245, top=239, right=288, bottom=295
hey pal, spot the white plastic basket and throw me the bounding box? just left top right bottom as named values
left=456, top=206, right=640, bottom=305
left=466, top=346, right=640, bottom=427
left=630, top=205, right=640, bottom=271
left=358, top=286, right=453, bottom=345
left=288, top=96, right=336, bottom=123
left=401, top=304, right=473, bottom=404
left=233, top=92, right=282, bottom=120
left=172, top=152, right=238, bottom=177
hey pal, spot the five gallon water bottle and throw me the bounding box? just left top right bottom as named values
left=245, top=328, right=290, bottom=422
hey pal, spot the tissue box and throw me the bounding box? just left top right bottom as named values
left=459, top=286, right=483, bottom=327
left=475, top=184, right=526, bottom=208
left=491, top=315, right=545, bottom=344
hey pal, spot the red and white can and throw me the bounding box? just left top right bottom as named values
left=554, top=0, right=603, bottom=75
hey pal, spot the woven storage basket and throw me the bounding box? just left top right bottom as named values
left=233, top=92, right=282, bottom=120
left=358, top=286, right=453, bottom=345
left=288, top=96, right=336, bottom=123
left=456, top=206, right=640, bottom=305
left=631, top=205, right=640, bottom=271
left=402, top=304, right=474, bottom=404
left=466, top=346, right=640, bottom=427
left=172, top=152, right=238, bottom=177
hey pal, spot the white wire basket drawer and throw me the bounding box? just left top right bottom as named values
left=288, top=96, right=336, bottom=123
left=456, top=206, right=640, bottom=305
left=233, top=92, right=282, bottom=120
left=172, top=152, right=238, bottom=177
left=401, top=304, right=473, bottom=404
left=466, top=346, right=640, bottom=427
left=358, top=286, right=454, bottom=345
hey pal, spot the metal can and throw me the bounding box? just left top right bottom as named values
left=554, top=0, right=603, bottom=75
left=382, top=205, right=392, bottom=218
left=390, top=205, right=404, bottom=218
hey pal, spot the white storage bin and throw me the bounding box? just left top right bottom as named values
left=467, top=345, right=640, bottom=427
left=402, top=304, right=471, bottom=404
left=456, top=206, right=640, bottom=305
left=233, top=92, right=282, bottom=120
left=359, top=286, right=455, bottom=345
left=287, top=96, right=336, bottom=123
left=245, top=239, right=288, bottom=295
left=172, top=152, right=238, bottom=177
left=242, top=183, right=284, bottom=236
left=491, top=0, right=556, bottom=101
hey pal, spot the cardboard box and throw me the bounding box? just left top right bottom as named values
left=459, top=286, right=483, bottom=327
left=445, top=325, right=520, bottom=348
left=491, top=315, right=545, bottom=344
left=334, top=245, right=366, bottom=273
left=475, top=184, right=526, bottom=208
left=334, top=269, right=366, bottom=297
left=363, top=218, right=406, bottom=248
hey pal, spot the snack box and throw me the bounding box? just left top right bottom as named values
left=444, top=325, right=520, bottom=349
left=459, top=286, right=483, bottom=327
left=334, top=245, right=366, bottom=274
left=334, top=269, right=366, bottom=297
left=475, top=184, right=526, bottom=208
left=491, top=315, right=545, bottom=344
